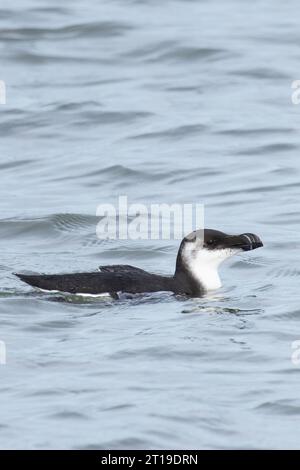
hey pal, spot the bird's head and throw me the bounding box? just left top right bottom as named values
left=175, top=228, right=263, bottom=292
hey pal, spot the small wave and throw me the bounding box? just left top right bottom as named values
left=235, top=143, right=297, bottom=156
left=80, top=438, right=151, bottom=451
left=0, top=115, right=48, bottom=137
left=50, top=213, right=98, bottom=233
left=0, top=21, right=133, bottom=41
left=232, top=256, right=269, bottom=268
left=216, top=127, right=295, bottom=136
left=230, top=67, right=289, bottom=80
left=255, top=399, right=300, bottom=415
left=206, top=180, right=300, bottom=198
left=181, top=305, right=262, bottom=315
left=0, top=213, right=99, bottom=242
left=10, top=52, right=110, bottom=65
left=266, top=267, right=300, bottom=279
left=0, top=216, right=55, bottom=239
left=271, top=309, right=300, bottom=320
left=149, top=46, right=227, bottom=63
left=24, top=319, right=77, bottom=331
left=73, top=111, right=152, bottom=127
left=50, top=101, right=102, bottom=112
left=0, top=109, right=151, bottom=137
left=82, top=164, right=149, bottom=179
left=129, top=123, right=206, bottom=141
left=0, top=159, right=33, bottom=170
left=57, top=164, right=212, bottom=186
left=29, top=7, right=70, bottom=15
left=49, top=411, right=89, bottom=420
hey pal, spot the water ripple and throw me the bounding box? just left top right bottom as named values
left=0, top=22, right=134, bottom=41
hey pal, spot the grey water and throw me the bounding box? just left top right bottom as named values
left=0, top=0, right=300, bottom=450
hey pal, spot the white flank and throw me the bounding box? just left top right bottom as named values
left=38, top=288, right=111, bottom=298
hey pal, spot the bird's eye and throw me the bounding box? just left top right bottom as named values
left=207, top=239, right=214, bottom=246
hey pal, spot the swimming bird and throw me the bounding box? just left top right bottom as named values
left=15, top=228, right=263, bottom=298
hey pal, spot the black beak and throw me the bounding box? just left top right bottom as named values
left=227, top=233, right=263, bottom=251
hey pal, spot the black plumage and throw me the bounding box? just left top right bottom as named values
left=15, top=229, right=263, bottom=298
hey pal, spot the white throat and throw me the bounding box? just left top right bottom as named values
left=182, top=245, right=239, bottom=291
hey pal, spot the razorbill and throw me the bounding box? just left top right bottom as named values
left=15, top=228, right=263, bottom=298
